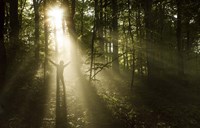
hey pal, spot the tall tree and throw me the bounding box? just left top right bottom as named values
left=99, top=0, right=104, bottom=55
left=0, top=0, right=7, bottom=87
left=111, top=0, right=119, bottom=73
left=128, top=0, right=135, bottom=88
left=63, top=0, right=81, bottom=71
left=63, top=0, right=76, bottom=40
left=136, top=1, right=143, bottom=76
left=9, top=0, right=20, bottom=61
left=144, top=0, right=154, bottom=79
left=33, top=0, right=42, bottom=60
left=89, top=0, right=98, bottom=81
left=80, top=0, right=84, bottom=35
left=44, top=0, right=48, bottom=84
left=71, top=0, right=76, bottom=20
left=176, top=0, right=184, bottom=75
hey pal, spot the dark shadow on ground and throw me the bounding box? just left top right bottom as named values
left=56, top=81, right=68, bottom=128
left=0, top=60, right=48, bottom=128
left=133, top=75, right=200, bottom=127
left=76, top=75, right=124, bottom=128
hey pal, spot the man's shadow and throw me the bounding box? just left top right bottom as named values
left=55, top=77, right=68, bottom=128
left=48, top=59, right=69, bottom=128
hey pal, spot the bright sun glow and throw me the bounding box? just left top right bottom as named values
left=48, top=7, right=63, bottom=24
left=47, top=7, right=77, bottom=79
left=48, top=7, right=66, bottom=51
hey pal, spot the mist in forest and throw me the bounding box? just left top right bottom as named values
left=0, top=0, right=200, bottom=128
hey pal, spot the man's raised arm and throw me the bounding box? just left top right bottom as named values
left=48, top=59, right=57, bottom=66
left=64, top=61, right=70, bottom=68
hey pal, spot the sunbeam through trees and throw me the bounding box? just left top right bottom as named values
left=0, top=0, right=200, bottom=128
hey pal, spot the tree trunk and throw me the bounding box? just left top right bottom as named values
left=33, top=0, right=40, bottom=60
left=136, top=2, right=143, bottom=76
left=0, top=0, right=7, bottom=88
left=89, top=0, right=98, bottom=81
left=64, top=0, right=76, bottom=39
left=122, top=18, right=128, bottom=70
left=64, top=0, right=81, bottom=72
left=99, top=0, right=104, bottom=59
left=144, top=0, right=154, bottom=79
left=186, top=20, right=190, bottom=57
left=111, top=0, right=119, bottom=73
left=71, top=0, right=76, bottom=20
left=89, top=25, right=96, bottom=81
left=9, top=0, right=19, bottom=61
left=158, top=3, right=165, bottom=75
left=44, top=0, right=48, bottom=84
left=176, top=0, right=184, bottom=75
left=80, top=0, right=84, bottom=35
left=128, top=0, right=135, bottom=88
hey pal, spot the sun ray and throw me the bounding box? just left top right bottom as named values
left=47, top=7, right=65, bottom=53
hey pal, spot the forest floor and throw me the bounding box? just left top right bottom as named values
left=0, top=60, right=200, bottom=128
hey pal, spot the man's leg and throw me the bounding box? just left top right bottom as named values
left=61, top=76, right=65, bottom=87
left=56, top=73, right=59, bottom=86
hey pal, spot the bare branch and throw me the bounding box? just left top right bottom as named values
left=91, top=51, right=131, bottom=80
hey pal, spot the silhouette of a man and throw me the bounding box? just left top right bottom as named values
left=49, top=59, right=70, bottom=86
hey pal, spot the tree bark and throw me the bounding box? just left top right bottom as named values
left=136, top=2, right=143, bottom=76
left=176, top=0, right=184, bottom=75
left=111, top=0, right=119, bottom=73
left=128, top=0, right=135, bottom=88
left=98, top=0, right=105, bottom=63
left=80, top=0, right=84, bottom=35
left=33, top=0, right=40, bottom=60
left=0, top=0, right=7, bottom=88
left=104, top=0, right=108, bottom=63
left=89, top=0, right=98, bottom=81
left=9, top=0, right=19, bottom=61
left=44, top=0, right=48, bottom=84
left=71, top=0, right=76, bottom=20
left=64, top=0, right=76, bottom=38
left=144, top=0, right=154, bottom=79
left=63, top=0, right=81, bottom=73
left=186, top=20, right=190, bottom=57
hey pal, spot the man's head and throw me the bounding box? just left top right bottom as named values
left=60, top=60, right=64, bottom=65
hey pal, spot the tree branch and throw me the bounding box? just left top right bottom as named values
left=91, top=51, right=131, bottom=80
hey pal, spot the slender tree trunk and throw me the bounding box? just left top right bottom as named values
left=158, top=3, right=165, bottom=74
left=89, top=0, right=98, bottom=81
left=64, top=0, right=76, bottom=39
left=136, top=2, right=143, bottom=76
left=0, top=0, right=7, bottom=88
left=128, top=0, right=135, bottom=88
left=19, top=0, right=26, bottom=30
left=99, top=0, right=104, bottom=60
left=144, top=0, right=154, bottom=79
left=44, top=0, right=48, bottom=84
left=64, top=0, right=81, bottom=73
left=186, top=20, right=190, bottom=57
left=10, top=0, right=19, bottom=62
left=104, top=0, right=108, bottom=63
left=195, top=41, right=199, bottom=75
left=122, top=44, right=126, bottom=70
left=176, top=0, right=184, bottom=75
left=63, top=0, right=77, bottom=53
left=4, top=4, right=9, bottom=44
left=80, top=0, right=84, bottom=35
left=71, top=0, right=76, bottom=20
left=122, top=18, right=128, bottom=70
left=89, top=25, right=96, bottom=81
left=33, top=0, right=40, bottom=60
left=111, top=0, right=119, bottom=73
